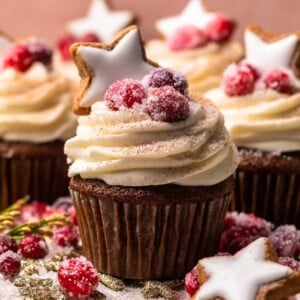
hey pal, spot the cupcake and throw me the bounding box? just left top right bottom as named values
left=0, top=33, right=76, bottom=207
left=146, top=0, right=243, bottom=94
left=54, top=0, right=136, bottom=86
left=65, top=25, right=238, bottom=280
left=205, top=26, right=300, bottom=226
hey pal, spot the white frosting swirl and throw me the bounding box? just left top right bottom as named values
left=65, top=99, right=238, bottom=186
left=0, top=63, right=76, bottom=142
left=205, top=88, right=300, bottom=152
left=146, top=40, right=243, bottom=92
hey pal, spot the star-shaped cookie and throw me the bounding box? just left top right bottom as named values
left=192, top=237, right=300, bottom=300
left=245, top=25, right=300, bottom=88
left=156, top=0, right=216, bottom=38
left=67, top=0, right=136, bottom=42
left=71, top=25, right=158, bottom=115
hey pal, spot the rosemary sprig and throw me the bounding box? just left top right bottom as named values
left=7, top=214, right=70, bottom=240
left=0, top=196, right=30, bottom=231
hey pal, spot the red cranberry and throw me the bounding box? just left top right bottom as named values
left=146, top=86, right=190, bottom=122
left=58, top=257, right=99, bottom=298
left=56, top=33, right=77, bottom=61
left=81, top=32, right=100, bottom=43
left=27, top=40, right=53, bottom=66
left=54, top=225, right=79, bottom=248
left=0, top=235, right=18, bottom=255
left=205, top=14, right=235, bottom=42
left=168, top=25, right=210, bottom=51
left=263, top=69, right=293, bottom=94
left=2, top=44, right=34, bottom=72
left=104, top=79, right=147, bottom=110
left=0, top=251, right=21, bottom=279
left=184, top=268, right=200, bottom=297
left=143, top=67, right=188, bottom=95
left=19, top=234, right=49, bottom=259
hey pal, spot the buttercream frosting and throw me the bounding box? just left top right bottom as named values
left=0, top=63, right=76, bottom=143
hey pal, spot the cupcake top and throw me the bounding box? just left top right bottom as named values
left=146, top=0, right=243, bottom=83
left=206, top=26, right=300, bottom=152
left=64, top=26, right=238, bottom=186
left=0, top=33, right=75, bottom=143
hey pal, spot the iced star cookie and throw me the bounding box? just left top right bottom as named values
left=71, top=25, right=158, bottom=114
left=205, top=26, right=300, bottom=227
left=186, top=237, right=300, bottom=300
left=146, top=0, right=243, bottom=93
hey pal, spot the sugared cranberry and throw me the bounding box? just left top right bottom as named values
left=241, top=63, right=260, bottom=81
left=27, top=40, right=53, bottom=66
left=146, top=86, right=190, bottom=122
left=143, top=67, right=188, bottom=95
left=68, top=206, right=77, bottom=225
left=269, top=225, right=300, bottom=259
left=2, top=44, right=34, bottom=72
left=205, top=14, right=235, bottom=42
left=0, top=235, right=18, bottom=255
left=168, top=25, right=210, bottom=51
left=0, top=251, right=21, bottom=279
left=104, top=79, right=147, bottom=110
left=222, top=63, right=256, bottom=96
left=58, top=257, right=99, bottom=298
left=278, top=257, right=300, bottom=272
left=20, top=201, right=48, bottom=222
left=19, top=234, right=49, bottom=259
left=81, top=32, right=100, bottom=43
left=185, top=268, right=200, bottom=297
left=220, top=212, right=272, bottom=254
left=54, top=225, right=79, bottom=248
left=263, top=69, right=293, bottom=94
left=57, top=33, right=77, bottom=61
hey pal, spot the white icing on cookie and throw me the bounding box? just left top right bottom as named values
left=67, top=0, right=134, bottom=42
left=195, top=238, right=293, bottom=300
left=77, top=27, right=155, bottom=107
left=156, top=0, right=216, bottom=38
left=245, top=30, right=300, bottom=88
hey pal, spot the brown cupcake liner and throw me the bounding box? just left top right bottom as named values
left=0, top=155, right=69, bottom=208
left=70, top=186, right=232, bottom=280
left=231, top=170, right=300, bottom=227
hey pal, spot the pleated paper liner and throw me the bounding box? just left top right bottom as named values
left=230, top=148, right=300, bottom=227
left=69, top=175, right=234, bottom=280
left=0, top=140, right=69, bottom=208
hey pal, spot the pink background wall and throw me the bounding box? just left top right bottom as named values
left=0, top=0, right=299, bottom=44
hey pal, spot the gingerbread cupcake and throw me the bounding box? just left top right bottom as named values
left=0, top=34, right=76, bottom=207
left=54, top=0, right=136, bottom=85
left=64, top=26, right=238, bottom=280
left=146, top=0, right=243, bottom=94
left=205, top=26, right=300, bottom=226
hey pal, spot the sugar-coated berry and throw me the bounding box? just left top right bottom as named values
left=19, top=234, right=49, bottom=259
left=81, top=32, right=100, bottom=43
left=220, top=212, right=272, bottom=254
left=184, top=268, right=200, bottom=297
left=278, top=257, right=300, bottom=272
left=241, top=63, right=260, bottom=81
left=54, top=225, right=79, bottom=248
left=146, top=86, right=190, bottom=122
left=269, top=225, right=300, bottom=259
left=2, top=44, right=34, bottom=72
left=58, top=256, right=99, bottom=298
left=0, top=250, right=21, bottom=279
left=263, top=69, right=293, bottom=94
left=205, top=14, right=235, bottom=42
left=27, top=40, right=53, bottom=66
left=104, top=79, right=147, bottom=110
left=167, top=25, right=210, bottom=51
left=143, top=67, right=188, bottom=95
left=57, top=33, right=77, bottom=61
left=222, top=63, right=256, bottom=96
left=0, top=234, right=18, bottom=255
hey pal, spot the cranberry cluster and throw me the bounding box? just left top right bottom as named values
left=57, top=32, right=100, bottom=61
left=2, top=40, right=52, bottom=72
left=222, top=62, right=294, bottom=96
left=104, top=67, right=191, bottom=123
left=168, top=14, right=235, bottom=51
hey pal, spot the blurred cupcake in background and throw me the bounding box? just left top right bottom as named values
left=205, top=26, right=300, bottom=226
left=54, top=0, right=136, bottom=86
left=146, top=0, right=243, bottom=94
left=0, top=32, right=76, bottom=208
